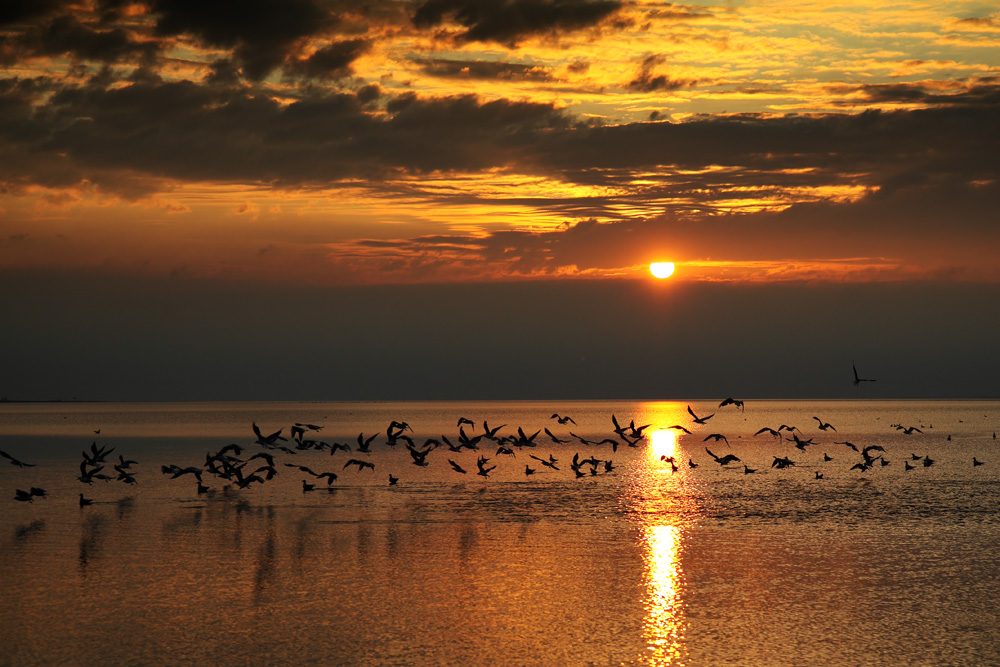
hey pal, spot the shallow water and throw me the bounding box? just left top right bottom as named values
left=1, top=400, right=998, bottom=666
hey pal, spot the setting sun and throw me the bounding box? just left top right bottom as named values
left=650, top=262, right=676, bottom=279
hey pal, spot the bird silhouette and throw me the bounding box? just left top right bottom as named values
left=551, top=414, right=576, bottom=425
left=79, top=493, right=93, bottom=507
left=687, top=405, right=715, bottom=424
left=703, top=433, right=729, bottom=447
left=1, top=450, right=35, bottom=467
left=343, top=459, right=375, bottom=472
left=719, top=398, right=745, bottom=410
left=705, top=448, right=740, bottom=465
left=813, top=417, right=836, bottom=432
left=853, top=362, right=876, bottom=386
left=447, top=459, right=467, bottom=474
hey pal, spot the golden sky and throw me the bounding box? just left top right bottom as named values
left=2, top=0, right=999, bottom=284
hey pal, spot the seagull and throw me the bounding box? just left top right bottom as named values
left=476, top=455, right=496, bottom=478
left=302, top=479, right=316, bottom=493
left=447, top=459, right=467, bottom=474
left=544, top=428, right=569, bottom=444
left=524, top=465, right=536, bottom=476
left=457, top=417, right=475, bottom=429
left=853, top=362, right=876, bottom=386
left=1, top=450, right=35, bottom=467
left=669, top=424, right=692, bottom=435
left=355, top=433, right=378, bottom=453
left=813, top=417, right=836, bottom=432
left=743, top=465, right=756, bottom=475
left=703, top=433, right=730, bottom=447
left=815, top=471, right=824, bottom=480
left=687, top=405, right=715, bottom=425
left=688, top=459, right=698, bottom=469
left=79, top=493, right=93, bottom=507
left=719, top=398, right=745, bottom=410
left=705, top=448, right=740, bottom=466
left=836, top=441, right=860, bottom=452
left=252, top=422, right=287, bottom=446
left=973, top=457, right=984, bottom=467
left=529, top=454, right=559, bottom=471
left=898, top=426, right=923, bottom=435
left=343, top=459, right=375, bottom=472
left=14, top=489, right=34, bottom=502
left=389, top=474, right=399, bottom=485
left=754, top=427, right=780, bottom=438
left=551, top=414, right=576, bottom=425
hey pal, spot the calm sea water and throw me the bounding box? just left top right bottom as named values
left=1, top=399, right=998, bottom=666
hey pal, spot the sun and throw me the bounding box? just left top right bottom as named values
left=650, top=262, right=675, bottom=279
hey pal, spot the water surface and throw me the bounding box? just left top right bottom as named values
left=1, top=400, right=998, bottom=666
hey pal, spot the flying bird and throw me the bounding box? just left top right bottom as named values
left=1, top=450, right=34, bottom=468
left=687, top=405, right=715, bottom=425
left=705, top=448, right=740, bottom=466
left=719, top=398, right=745, bottom=410
left=343, top=459, right=375, bottom=472
left=813, top=417, right=836, bottom=432
left=551, top=414, right=576, bottom=425
left=853, top=362, right=877, bottom=386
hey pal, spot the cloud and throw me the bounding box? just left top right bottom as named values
left=150, top=0, right=333, bottom=80
left=627, top=54, right=696, bottom=92
left=10, top=13, right=159, bottom=65
left=415, top=57, right=553, bottom=81
left=287, top=38, right=372, bottom=80
left=412, top=0, right=622, bottom=45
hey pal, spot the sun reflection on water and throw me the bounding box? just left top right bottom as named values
left=643, top=524, right=685, bottom=666
left=626, top=402, right=693, bottom=665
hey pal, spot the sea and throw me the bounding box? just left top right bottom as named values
left=1, top=399, right=998, bottom=667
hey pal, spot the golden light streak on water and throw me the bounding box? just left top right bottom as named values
left=642, top=523, right=687, bottom=666
left=648, top=428, right=678, bottom=464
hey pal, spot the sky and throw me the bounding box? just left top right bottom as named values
left=1, top=0, right=999, bottom=401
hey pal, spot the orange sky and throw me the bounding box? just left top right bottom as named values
left=2, top=0, right=999, bottom=285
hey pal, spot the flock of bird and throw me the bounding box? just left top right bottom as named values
left=2, top=398, right=995, bottom=505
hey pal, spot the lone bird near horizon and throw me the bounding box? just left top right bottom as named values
left=719, top=398, right=744, bottom=410
left=551, top=414, right=576, bottom=425
left=853, top=362, right=877, bottom=386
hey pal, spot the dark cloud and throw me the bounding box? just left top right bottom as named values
left=0, top=77, right=573, bottom=194
left=833, top=80, right=1000, bottom=107
left=627, top=54, right=696, bottom=92
left=12, top=13, right=158, bottom=64
left=287, top=38, right=372, bottom=79
left=151, top=0, right=333, bottom=80
left=0, top=0, right=71, bottom=26
left=415, top=57, right=553, bottom=81
left=412, top=0, right=622, bottom=45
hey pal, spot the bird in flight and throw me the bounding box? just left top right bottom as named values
left=813, top=417, right=836, bottom=432
left=687, top=405, right=715, bottom=425
left=853, top=362, right=876, bottom=386
left=705, top=448, right=740, bottom=465
left=1, top=450, right=35, bottom=468
left=719, top=398, right=744, bottom=410
left=551, top=414, right=576, bottom=425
